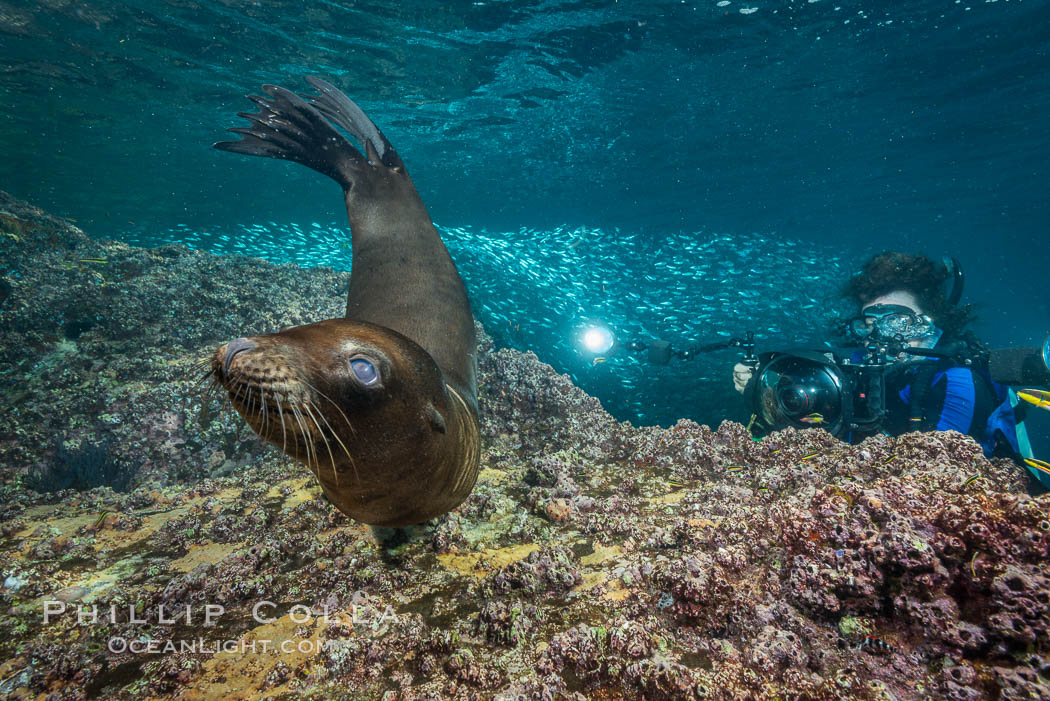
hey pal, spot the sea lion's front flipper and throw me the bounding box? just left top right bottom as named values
left=214, top=83, right=371, bottom=189
left=215, top=79, right=474, bottom=399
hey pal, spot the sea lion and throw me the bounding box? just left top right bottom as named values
left=208, top=77, right=480, bottom=527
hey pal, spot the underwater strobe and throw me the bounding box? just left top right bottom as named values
left=580, top=324, right=616, bottom=355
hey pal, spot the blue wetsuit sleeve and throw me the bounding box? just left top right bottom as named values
left=929, top=367, right=976, bottom=433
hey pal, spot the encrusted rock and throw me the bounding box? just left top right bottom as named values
left=0, top=192, right=1046, bottom=700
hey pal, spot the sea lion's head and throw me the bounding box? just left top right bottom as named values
left=209, top=318, right=469, bottom=524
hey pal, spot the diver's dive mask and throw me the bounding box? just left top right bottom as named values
left=847, top=304, right=940, bottom=345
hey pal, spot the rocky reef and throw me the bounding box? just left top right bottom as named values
left=1, top=191, right=1048, bottom=700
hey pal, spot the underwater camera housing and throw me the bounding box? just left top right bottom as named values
left=748, top=349, right=864, bottom=439
left=748, top=334, right=1050, bottom=439
left=747, top=341, right=923, bottom=440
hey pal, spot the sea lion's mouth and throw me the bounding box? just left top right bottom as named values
left=222, top=378, right=315, bottom=434
left=212, top=339, right=304, bottom=401
left=220, top=374, right=306, bottom=412
left=204, top=354, right=358, bottom=486
left=229, top=384, right=301, bottom=418
left=207, top=341, right=320, bottom=440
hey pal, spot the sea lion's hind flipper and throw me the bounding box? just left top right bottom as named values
left=301, top=76, right=405, bottom=172
left=214, top=84, right=364, bottom=188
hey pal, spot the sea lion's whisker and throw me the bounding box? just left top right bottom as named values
left=290, top=403, right=317, bottom=476
left=290, top=406, right=302, bottom=463
left=190, top=372, right=220, bottom=398
left=205, top=371, right=222, bottom=394
left=302, top=402, right=338, bottom=488
left=287, top=400, right=305, bottom=462
left=310, top=396, right=359, bottom=485
left=251, top=395, right=269, bottom=452
left=258, top=387, right=269, bottom=434
left=187, top=357, right=212, bottom=379
left=220, top=382, right=237, bottom=422
left=189, top=372, right=217, bottom=394
left=308, top=398, right=358, bottom=482
left=275, top=393, right=288, bottom=454
left=232, top=382, right=267, bottom=454
left=196, top=382, right=221, bottom=421
left=244, top=386, right=257, bottom=430
left=189, top=369, right=214, bottom=389
left=231, top=380, right=248, bottom=407
left=288, top=402, right=310, bottom=471
left=302, top=379, right=358, bottom=441
left=242, top=386, right=261, bottom=443
left=246, top=387, right=261, bottom=439
left=196, top=377, right=214, bottom=401
left=276, top=395, right=305, bottom=464
left=298, top=379, right=361, bottom=485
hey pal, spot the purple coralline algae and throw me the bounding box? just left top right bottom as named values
left=0, top=191, right=1047, bottom=699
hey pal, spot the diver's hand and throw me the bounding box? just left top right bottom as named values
left=732, top=363, right=753, bottom=394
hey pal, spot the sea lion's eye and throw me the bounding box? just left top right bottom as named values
left=350, top=357, right=380, bottom=386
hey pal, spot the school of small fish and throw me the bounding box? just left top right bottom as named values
left=124, top=221, right=850, bottom=426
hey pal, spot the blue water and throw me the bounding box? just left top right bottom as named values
left=3, top=0, right=1048, bottom=427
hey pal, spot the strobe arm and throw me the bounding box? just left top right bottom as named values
left=630, top=331, right=758, bottom=365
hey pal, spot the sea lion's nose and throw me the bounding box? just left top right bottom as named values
left=223, top=337, right=257, bottom=374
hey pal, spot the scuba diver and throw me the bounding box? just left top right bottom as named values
left=731, top=251, right=1048, bottom=493
left=734, top=252, right=993, bottom=438
left=584, top=250, right=1048, bottom=491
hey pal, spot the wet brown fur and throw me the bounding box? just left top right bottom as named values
left=211, top=320, right=479, bottom=526
left=209, top=79, right=480, bottom=527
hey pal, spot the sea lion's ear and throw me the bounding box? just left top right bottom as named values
left=425, top=404, right=446, bottom=434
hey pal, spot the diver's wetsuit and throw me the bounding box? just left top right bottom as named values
left=885, top=363, right=999, bottom=439
left=880, top=357, right=1046, bottom=495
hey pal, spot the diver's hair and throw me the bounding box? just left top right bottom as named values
left=842, top=251, right=976, bottom=334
